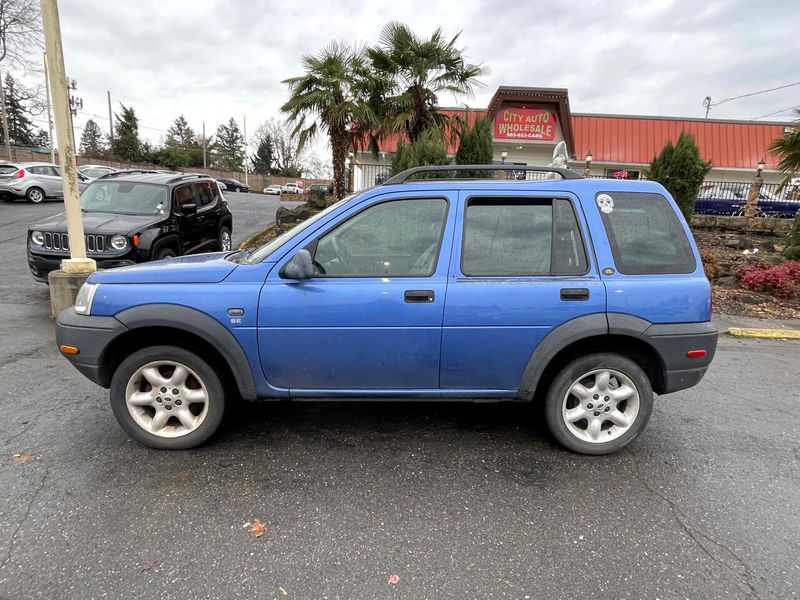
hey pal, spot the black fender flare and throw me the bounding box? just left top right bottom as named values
left=113, top=304, right=258, bottom=400
left=150, top=233, right=180, bottom=258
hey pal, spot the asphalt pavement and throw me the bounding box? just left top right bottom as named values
left=0, top=194, right=798, bottom=600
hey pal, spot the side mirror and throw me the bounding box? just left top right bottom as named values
left=282, top=249, right=314, bottom=280
left=181, top=203, right=197, bottom=215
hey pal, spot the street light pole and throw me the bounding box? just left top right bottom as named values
left=242, top=113, right=248, bottom=186
left=40, top=0, right=94, bottom=277
left=43, top=53, right=55, bottom=163
left=0, top=72, right=12, bottom=161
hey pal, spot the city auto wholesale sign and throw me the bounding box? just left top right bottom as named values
left=494, top=107, right=558, bottom=141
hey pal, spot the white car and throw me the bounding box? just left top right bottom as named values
left=282, top=183, right=303, bottom=194
left=263, top=185, right=283, bottom=195
left=78, top=164, right=118, bottom=181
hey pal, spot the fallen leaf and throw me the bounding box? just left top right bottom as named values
left=141, top=559, right=160, bottom=572
left=6, top=452, right=39, bottom=466
left=249, top=519, right=267, bottom=538
left=179, top=471, right=192, bottom=483
left=388, top=574, right=400, bottom=585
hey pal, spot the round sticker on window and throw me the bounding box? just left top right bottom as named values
left=596, top=194, right=614, bottom=214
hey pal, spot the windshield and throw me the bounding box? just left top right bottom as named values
left=244, top=197, right=349, bottom=263
left=81, top=181, right=169, bottom=215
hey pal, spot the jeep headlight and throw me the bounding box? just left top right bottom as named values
left=110, top=235, right=128, bottom=250
left=31, top=230, right=44, bottom=246
left=74, top=282, right=99, bottom=315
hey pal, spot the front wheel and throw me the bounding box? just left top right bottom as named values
left=544, top=353, right=653, bottom=455
left=218, top=226, right=232, bottom=251
left=110, top=346, right=226, bottom=449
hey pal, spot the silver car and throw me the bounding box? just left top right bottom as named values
left=0, top=161, right=90, bottom=203
left=78, top=164, right=118, bottom=180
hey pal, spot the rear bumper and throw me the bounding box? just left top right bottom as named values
left=643, top=321, right=718, bottom=394
left=56, top=309, right=128, bottom=387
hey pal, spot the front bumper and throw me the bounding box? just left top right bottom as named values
left=644, top=321, right=718, bottom=394
left=28, top=251, right=137, bottom=282
left=56, top=309, right=128, bottom=387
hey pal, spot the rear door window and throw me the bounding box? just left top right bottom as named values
left=461, top=198, right=587, bottom=276
left=596, top=191, right=696, bottom=275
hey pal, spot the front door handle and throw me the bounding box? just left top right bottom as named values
left=404, top=289, right=435, bottom=303
left=560, top=287, right=590, bottom=301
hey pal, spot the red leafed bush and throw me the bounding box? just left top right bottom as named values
left=699, top=249, right=719, bottom=279
left=734, top=261, right=800, bottom=298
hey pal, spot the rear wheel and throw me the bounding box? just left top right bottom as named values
left=544, top=353, right=653, bottom=455
left=26, top=187, right=45, bottom=204
left=110, top=345, right=226, bottom=449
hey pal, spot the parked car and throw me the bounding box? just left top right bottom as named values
left=304, top=183, right=333, bottom=195
left=282, top=183, right=303, bottom=194
left=0, top=162, right=90, bottom=203
left=78, top=165, right=118, bottom=180
left=263, top=184, right=283, bottom=195
left=28, top=172, right=232, bottom=282
left=217, top=178, right=249, bottom=193
left=696, top=182, right=799, bottom=217
left=56, top=165, right=717, bottom=454
left=215, top=180, right=228, bottom=192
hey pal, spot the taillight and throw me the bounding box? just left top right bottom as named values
left=12, top=169, right=25, bottom=179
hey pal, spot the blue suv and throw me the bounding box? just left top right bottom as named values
left=56, top=165, right=717, bottom=454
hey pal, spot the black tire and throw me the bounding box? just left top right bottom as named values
left=218, top=225, right=232, bottom=251
left=26, top=187, right=45, bottom=204
left=234, top=186, right=241, bottom=192
left=154, top=246, right=176, bottom=260
left=109, top=345, right=226, bottom=449
left=544, top=353, right=653, bottom=455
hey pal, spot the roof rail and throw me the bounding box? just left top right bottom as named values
left=382, top=164, right=582, bottom=185
left=165, top=173, right=208, bottom=184
left=96, top=169, right=161, bottom=180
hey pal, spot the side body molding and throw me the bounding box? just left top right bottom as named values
left=114, top=304, right=258, bottom=400
left=518, top=313, right=608, bottom=400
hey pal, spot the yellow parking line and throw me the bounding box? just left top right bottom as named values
left=725, top=327, right=800, bottom=340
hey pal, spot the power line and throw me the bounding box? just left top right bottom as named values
left=710, top=81, right=800, bottom=107
left=752, top=105, right=799, bottom=120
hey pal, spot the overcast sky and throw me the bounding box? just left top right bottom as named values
left=42, top=0, right=800, bottom=156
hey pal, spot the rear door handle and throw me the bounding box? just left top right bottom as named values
left=404, top=289, right=435, bottom=303
left=560, top=287, right=590, bottom=301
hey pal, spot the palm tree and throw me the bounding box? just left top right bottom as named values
left=366, top=22, right=488, bottom=143
left=769, top=108, right=800, bottom=190
left=282, top=42, right=378, bottom=199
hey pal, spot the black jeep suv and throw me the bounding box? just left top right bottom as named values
left=27, top=171, right=233, bottom=282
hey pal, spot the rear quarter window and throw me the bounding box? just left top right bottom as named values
left=597, top=191, right=697, bottom=275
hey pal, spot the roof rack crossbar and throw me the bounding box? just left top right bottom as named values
left=382, top=164, right=582, bottom=185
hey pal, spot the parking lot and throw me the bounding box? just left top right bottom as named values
left=0, top=193, right=798, bottom=599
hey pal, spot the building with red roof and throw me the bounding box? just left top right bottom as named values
left=353, top=86, right=792, bottom=189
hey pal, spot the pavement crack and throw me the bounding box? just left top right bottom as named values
left=625, top=449, right=764, bottom=600
left=0, top=344, right=53, bottom=370
left=0, top=461, right=50, bottom=572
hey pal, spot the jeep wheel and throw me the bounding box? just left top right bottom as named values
left=110, top=346, right=226, bottom=449
left=27, top=187, right=45, bottom=204
left=544, top=353, right=652, bottom=455
left=218, top=226, right=232, bottom=251
left=155, top=247, right=176, bottom=260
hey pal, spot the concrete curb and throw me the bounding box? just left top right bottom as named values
left=725, top=327, right=800, bottom=340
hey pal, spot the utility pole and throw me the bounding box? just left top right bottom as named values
left=107, top=90, right=113, bottom=143
left=41, top=0, right=94, bottom=285
left=0, top=72, right=12, bottom=161
left=242, top=113, right=248, bottom=186
left=202, top=121, right=207, bottom=168
left=43, top=53, right=55, bottom=163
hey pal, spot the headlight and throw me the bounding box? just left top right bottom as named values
left=31, top=231, right=44, bottom=246
left=110, top=235, right=128, bottom=250
left=74, top=282, right=99, bottom=315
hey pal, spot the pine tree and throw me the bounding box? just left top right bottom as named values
left=212, top=118, right=245, bottom=171
left=165, top=115, right=197, bottom=150
left=251, top=134, right=275, bottom=175
left=1, top=73, right=37, bottom=146
left=110, top=104, right=142, bottom=162
left=647, top=132, right=712, bottom=219
left=79, top=119, right=106, bottom=158
left=455, top=116, right=492, bottom=176
left=391, top=128, right=450, bottom=176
